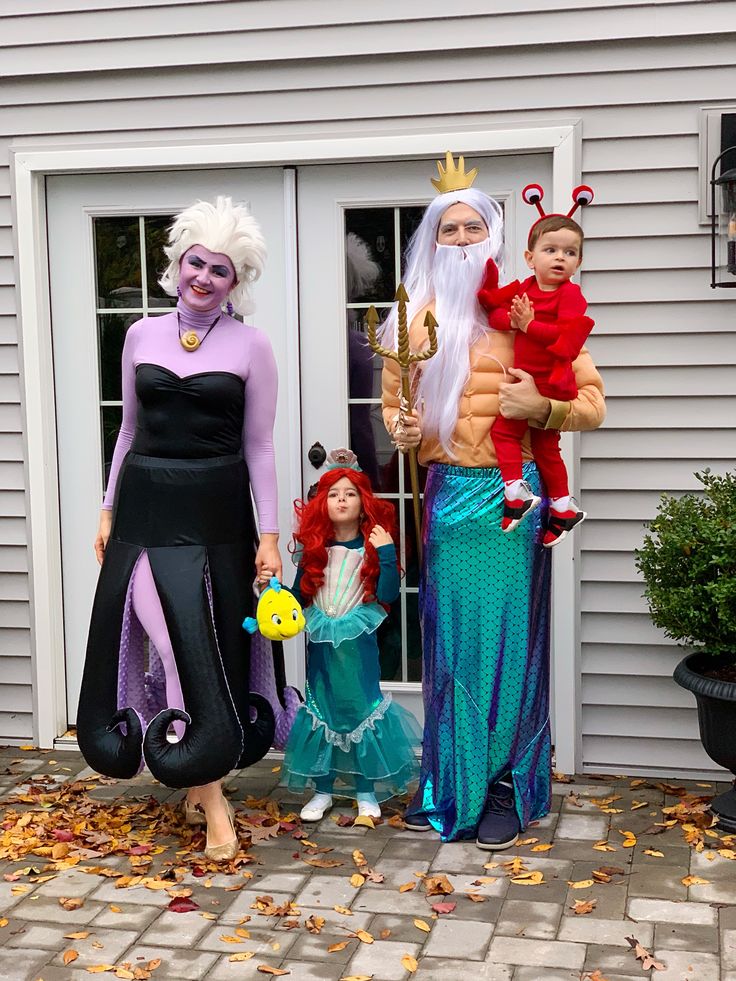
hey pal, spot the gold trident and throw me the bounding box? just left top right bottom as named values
left=365, top=284, right=437, bottom=564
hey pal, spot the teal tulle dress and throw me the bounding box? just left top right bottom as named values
left=282, top=537, right=421, bottom=801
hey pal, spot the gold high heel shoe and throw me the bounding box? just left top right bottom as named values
left=182, top=796, right=207, bottom=826
left=204, top=799, right=238, bottom=863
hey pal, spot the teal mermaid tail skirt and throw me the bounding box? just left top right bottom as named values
left=417, top=461, right=552, bottom=841
left=282, top=618, right=421, bottom=801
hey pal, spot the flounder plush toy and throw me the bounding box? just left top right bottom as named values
left=243, top=577, right=305, bottom=641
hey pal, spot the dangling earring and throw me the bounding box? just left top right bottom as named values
left=226, top=300, right=234, bottom=316
left=176, top=285, right=181, bottom=298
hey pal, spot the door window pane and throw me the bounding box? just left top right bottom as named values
left=344, top=205, right=426, bottom=686
left=93, top=214, right=174, bottom=480
left=94, top=217, right=141, bottom=307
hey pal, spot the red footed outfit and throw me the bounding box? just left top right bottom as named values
left=477, top=259, right=594, bottom=499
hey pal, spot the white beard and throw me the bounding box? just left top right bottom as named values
left=416, top=238, right=494, bottom=456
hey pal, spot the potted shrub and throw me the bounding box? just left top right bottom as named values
left=635, top=469, right=736, bottom=831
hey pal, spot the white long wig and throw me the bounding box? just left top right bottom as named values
left=159, top=196, right=267, bottom=315
left=381, top=188, right=505, bottom=456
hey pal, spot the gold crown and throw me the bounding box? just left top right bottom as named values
left=430, top=151, right=479, bottom=193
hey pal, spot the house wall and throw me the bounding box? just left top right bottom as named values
left=1, top=0, right=735, bottom=771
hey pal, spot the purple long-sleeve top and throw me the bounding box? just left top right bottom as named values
left=102, top=300, right=279, bottom=533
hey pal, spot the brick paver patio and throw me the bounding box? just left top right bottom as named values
left=0, top=746, right=734, bottom=981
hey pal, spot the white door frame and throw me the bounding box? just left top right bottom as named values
left=11, top=123, right=583, bottom=770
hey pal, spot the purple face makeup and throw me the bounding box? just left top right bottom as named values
left=178, top=245, right=236, bottom=312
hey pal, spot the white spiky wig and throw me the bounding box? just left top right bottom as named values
left=159, top=196, right=267, bottom=315
left=380, top=187, right=505, bottom=457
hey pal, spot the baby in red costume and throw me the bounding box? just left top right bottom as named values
left=477, top=184, right=595, bottom=547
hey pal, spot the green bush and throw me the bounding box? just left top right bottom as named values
left=635, top=470, right=736, bottom=658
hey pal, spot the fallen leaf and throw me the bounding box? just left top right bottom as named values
left=302, top=858, right=344, bottom=869
left=87, top=967, right=116, bottom=974
left=618, top=830, right=637, bottom=847
left=109, top=905, right=122, bottom=913
left=413, top=918, right=431, bottom=932
left=503, top=857, right=527, bottom=876
left=349, top=874, right=365, bottom=888
left=168, top=897, right=200, bottom=913
left=516, top=837, right=539, bottom=846
left=585, top=971, right=610, bottom=981
left=682, top=875, right=709, bottom=886
left=398, top=882, right=416, bottom=893
left=59, top=897, right=84, bottom=911
left=0, top=919, right=7, bottom=928
left=631, top=800, right=649, bottom=810
left=466, top=892, right=487, bottom=902
left=256, top=967, right=290, bottom=977
left=229, top=953, right=255, bottom=962
left=115, top=970, right=135, bottom=980
left=235, top=928, right=251, bottom=939
left=592, top=841, right=616, bottom=853
left=531, top=843, right=554, bottom=852
left=380, top=928, right=391, bottom=939
left=431, top=901, right=456, bottom=914
left=327, top=941, right=350, bottom=953
left=354, top=929, right=374, bottom=944
left=364, top=869, right=384, bottom=884
left=352, top=850, right=368, bottom=868
left=338, top=976, right=373, bottom=981
left=643, top=849, right=664, bottom=858
left=401, top=954, right=418, bottom=974
left=352, top=816, right=375, bottom=829
left=625, top=935, right=667, bottom=972
left=65, top=931, right=90, bottom=940
left=305, top=915, right=325, bottom=934
left=571, top=899, right=597, bottom=915
left=220, top=935, right=245, bottom=944
left=423, top=874, right=454, bottom=896
left=510, top=870, right=544, bottom=886
left=63, top=950, right=79, bottom=965
left=333, top=905, right=353, bottom=916
left=568, top=879, right=594, bottom=889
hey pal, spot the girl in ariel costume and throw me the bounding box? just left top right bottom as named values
left=281, top=449, right=421, bottom=821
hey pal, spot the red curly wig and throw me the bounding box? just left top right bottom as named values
left=292, top=468, right=399, bottom=606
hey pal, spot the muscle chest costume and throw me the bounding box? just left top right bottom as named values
left=77, top=301, right=301, bottom=788
left=381, top=304, right=604, bottom=841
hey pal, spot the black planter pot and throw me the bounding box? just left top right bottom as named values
left=674, top=651, right=736, bottom=832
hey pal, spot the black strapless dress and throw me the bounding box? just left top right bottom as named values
left=77, top=365, right=275, bottom=788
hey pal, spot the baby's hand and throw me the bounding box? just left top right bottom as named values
left=369, top=525, right=393, bottom=549
left=510, top=293, right=534, bottom=332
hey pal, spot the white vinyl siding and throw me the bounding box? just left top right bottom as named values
left=0, top=0, right=734, bottom=768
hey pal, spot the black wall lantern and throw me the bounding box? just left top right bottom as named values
left=711, top=145, right=736, bottom=288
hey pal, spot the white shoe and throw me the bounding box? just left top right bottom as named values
left=356, top=793, right=381, bottom=819
left=300, top=793, right=333, bottom=822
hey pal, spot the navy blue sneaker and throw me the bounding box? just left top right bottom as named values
left=404, top=790, right=433, bottom=832
left=476, top=782, right=520, bottom=851
left=404, top=811, right=432, bottom=832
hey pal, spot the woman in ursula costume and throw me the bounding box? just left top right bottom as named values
left=78, top=196, right=288, bottom=861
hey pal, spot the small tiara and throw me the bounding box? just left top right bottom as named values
left=325, top=448, right=362, bottom=472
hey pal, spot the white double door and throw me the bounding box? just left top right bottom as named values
left=47, top=151, right=551, bottom=729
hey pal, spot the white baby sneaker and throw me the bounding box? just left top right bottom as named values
left=356, top=793, right=381, bottom=819
left=300, top=793, right=333, bottom=822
